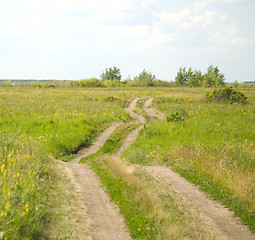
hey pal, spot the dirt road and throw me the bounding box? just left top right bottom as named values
left=64, top=122, right=131, bottom=240
left=141, top=98, right=255, bottom=240
left=60, top=97, right=254, bottom=240
left=143, top=97, right=165, bottom=121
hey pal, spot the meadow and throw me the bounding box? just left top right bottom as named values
left=0, top=88, right=131, bottom=239
left=0, top=86, right=254, bottom=238
left=124, top=89, right=255, bottom=232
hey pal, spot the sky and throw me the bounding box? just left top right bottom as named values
left=0, top=0, right=254, bottom=82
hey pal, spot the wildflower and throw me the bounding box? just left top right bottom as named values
left=21, top=203, right=29, bottom=216
left=1, top=211, right=7, bottom=217
left=24, top=203, right=29, bottom=214
left=5, top=202, right=10, bottom=212
left=1, top=164, right=5, bottom=173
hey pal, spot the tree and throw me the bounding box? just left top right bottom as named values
left=175, top=67, right=193, bottom=86
left=187, top=70, right=203, bottom=87
left=133, top=69, right=156, bottom=86
left=203, top=65, right=225, bottom=87
left=101, top=66, right=121, bottom=82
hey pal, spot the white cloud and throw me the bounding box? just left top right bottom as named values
left=156, top=8, right=193, bottom=28
left=194, top=0, right=247, bottom=11
left=202, top=11, right=217, bottom=29
left=141, top=0, right=159, bottom=8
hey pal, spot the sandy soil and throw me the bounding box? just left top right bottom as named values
left=143, top=97, right=165, bottom=121
left=59, top=97, right=255, bottom=240
left=64, top=122, right=131, bottom=240
left=64, top=163, right=132, bottom=240
left=144, top=166, right=255, bottom=240
left=141, top=98, right=255, bottom=240
left=71, top=122, right=123, bottom=164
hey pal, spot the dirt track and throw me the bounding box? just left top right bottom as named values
left=142, top=98, right=255, bottom=240
left=64, top=122, right=131, bottom=240
left=60, top=97, right=255, bottom=240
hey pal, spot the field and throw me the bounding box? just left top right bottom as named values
left=0, top=86, right=254, bottom=239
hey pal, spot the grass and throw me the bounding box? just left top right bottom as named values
left=0, top=88, right=129, bottom=158
left=124, top=93, right=255, bottom=233
left=83, top=155, right=225, bottom=240
left=0, top=132, right=53, bottom=239
left=0, top=88, right=131, bottom=239
left=1, top=86, right=254, bottom=238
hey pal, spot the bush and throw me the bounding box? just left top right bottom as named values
left=167, top=111, right=184, bottom=122
left=205, top=87, right=248, bottom=104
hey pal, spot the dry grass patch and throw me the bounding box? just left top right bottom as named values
left=91, top=155, right=225, bottom=240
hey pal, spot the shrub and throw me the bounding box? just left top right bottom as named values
left=167, top=111, right=184, bottom=122
left=205, top=87, right=248, bottom=104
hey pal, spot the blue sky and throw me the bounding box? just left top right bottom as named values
left=0, top=0, right=254, bottom=82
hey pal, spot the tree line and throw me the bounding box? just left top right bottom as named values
left=0, top=65, right=233, bottom=88
left=67, top=65, right=226, bottom=88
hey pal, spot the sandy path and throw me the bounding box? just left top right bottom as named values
left=71, top=122, right=123, bottom=164
left=141, top=98, right=255, bottom=240
left=64, top=122, right=131, bottom=240
left=144, top=166, right=255, bottom=240
left=59, top=97, right=255, bottom=240
left=116, top=98, right=145, bottom=158
left=143, top=97, right=165, bottom=121
left=64, top=163, right=131, bottom=240
left=125, top=98, right=146, bottom=124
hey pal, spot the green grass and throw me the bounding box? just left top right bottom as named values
left=87, top=157, right=157, bottom=240
left=82, top=154, right=226, bottom=240
left=1, top=86, right=254, bottom=238
left=124, top=94, right=255, bottom=233
left=0, top=88, right=129, bottom=158
left=0, top=132, right=54, bottom=239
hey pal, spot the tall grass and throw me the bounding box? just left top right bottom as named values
left=124, top=95, right=255, bottom=232
left=84, top=155, right=224, bottom=240
left=0, top=88, right=129, bottom=157
left=0, top=132, right=52, bottom=239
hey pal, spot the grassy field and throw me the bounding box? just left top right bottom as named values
left=1, top=86, right=254, bottom=238
left=124, top=88, right=255, bottom=232
left=0, top=88, right=130, bottom=239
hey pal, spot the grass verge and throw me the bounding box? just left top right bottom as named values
left=83, top=155, right=225, bottom=240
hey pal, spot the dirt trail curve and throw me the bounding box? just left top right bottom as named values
left=141, top=98, right=255, bottom=240
left=116, top=98, right=145, bottom=158
left=143, top=97, right=165, bottom=121
left=64, top=122, right=131, bottom=240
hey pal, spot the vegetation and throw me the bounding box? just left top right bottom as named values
left=0, top=89, right=129, bottom=158
left=0, top=132, right=53, bottom=239
left=124, top=93, right=255, bottom=232
left=174, top=65, right=226, bottom=87
left=83, top=153, right=222, bottom=240
left=101, top=66, right=121, bottom=82
left=0, top=88, right=130, bottom=238
left=1, top=86, right=254, bottom=238
left=206, top=87, right=248, bottom=104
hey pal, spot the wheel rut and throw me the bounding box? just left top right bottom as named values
left=63, top=122, right=131, bottom=240
left=142, top=98, right=255, bottom=240
left=60, top=97, right=255, bottom=240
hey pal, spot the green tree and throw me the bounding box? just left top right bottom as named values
left=203, top=65, right=225, bottom=87
left=101, top=66, right=121, bottom=82
left=188, top=70, right=203, bottom=87
left=133, top=69, right=156, bottom=86
left=175, top=67, right=193, bottom=86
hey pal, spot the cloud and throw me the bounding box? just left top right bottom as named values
left=141, top=0, right=159, bottom=8
left=194, top=0, right=248, bottom=11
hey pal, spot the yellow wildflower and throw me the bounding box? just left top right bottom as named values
left=5, top=202, right=10, bottom=212
left=1, top=164, right=5, bottom=173
left=21, top=203, right=30, bottom=216
left=1, top=211, right=7, bottom=217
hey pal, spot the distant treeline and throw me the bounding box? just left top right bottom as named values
left=0, top=66, right=254, bottom=88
